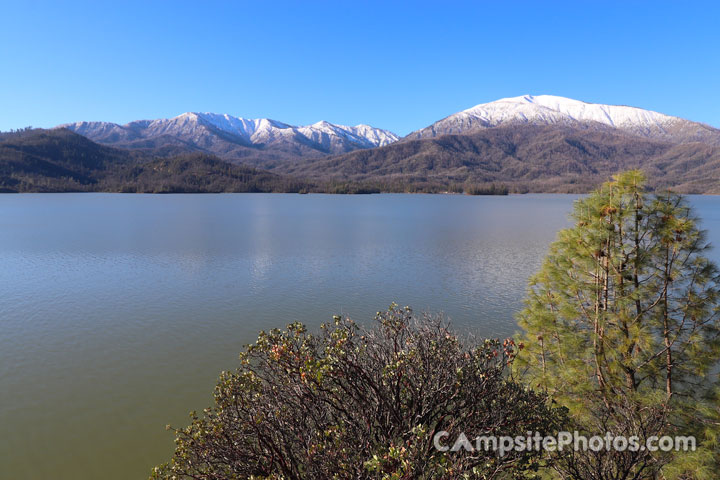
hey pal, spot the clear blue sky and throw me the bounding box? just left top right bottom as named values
left=1, top=0, right=718, bottom=135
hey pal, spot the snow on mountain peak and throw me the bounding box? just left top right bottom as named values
left=410, top=94, right=720, bottom=144
left=60, top=112, right=400, bottom=156
left=459, top=94, right=678, bottom=130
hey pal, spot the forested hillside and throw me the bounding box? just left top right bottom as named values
left=280, top=125, right=720, bottom=193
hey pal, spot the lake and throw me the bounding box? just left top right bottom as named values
left=3, top=193, right=720, bottom=479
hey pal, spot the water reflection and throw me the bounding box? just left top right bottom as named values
left=2, top=193, right=719, bottom=480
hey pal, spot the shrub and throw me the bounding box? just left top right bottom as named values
left=152, top=304, right=566, bottom=479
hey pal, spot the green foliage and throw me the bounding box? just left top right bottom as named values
left=515, top=170, right=720, bottom=478
left=152, top=305, right=566, bottom=480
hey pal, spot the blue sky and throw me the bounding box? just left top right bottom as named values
left=1, top=0, right=718, bottom=135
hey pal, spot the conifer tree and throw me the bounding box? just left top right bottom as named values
left=515, top=171, right=720, bottom=479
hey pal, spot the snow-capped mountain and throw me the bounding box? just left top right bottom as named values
left=408, top=95, right=720, bottom=145
left=61, top=113, right=399, bottom=161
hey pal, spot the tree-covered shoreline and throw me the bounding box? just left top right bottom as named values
left=0, top=129, right=508, bottom=195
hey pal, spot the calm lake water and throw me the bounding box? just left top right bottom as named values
left=3, top=193, right=720, bottom=480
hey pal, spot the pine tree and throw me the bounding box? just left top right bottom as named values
left=515, top=171, right=720, bottom=479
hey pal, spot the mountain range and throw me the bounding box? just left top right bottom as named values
left=62, top=114, right=399, bottom=166
left=285, top=95, right=720, bottom=193
left=2, top=95, right=720, bottom=193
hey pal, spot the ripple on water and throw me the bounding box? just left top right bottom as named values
left=9, top=193, right=720, bottom=480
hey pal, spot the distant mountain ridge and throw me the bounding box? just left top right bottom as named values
left=19, top=94, right=720, bottom=193
left=61, top=113, right=399, bottom=163
left=408, top=95, right=720, bottom=145
left=278, top=94, right=720, bottom=193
